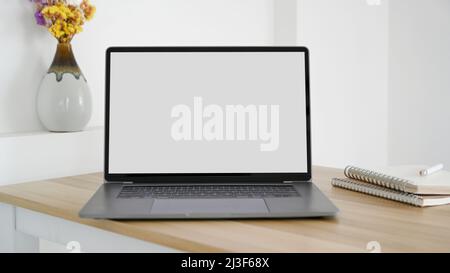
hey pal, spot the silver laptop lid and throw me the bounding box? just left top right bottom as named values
left=105, top=47, right=311, bottom=183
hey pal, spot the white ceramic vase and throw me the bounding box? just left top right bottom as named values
left=37, top=43, right=92, bottom=132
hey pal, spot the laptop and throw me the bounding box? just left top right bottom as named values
left=79, top=46, right=338, bottom=219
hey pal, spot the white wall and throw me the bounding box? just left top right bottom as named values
left=2, top=0, right=449, bottom=184
left=0, top=0, right=273, bottom=134
left=298, top=0, right=389, bottom=168
left=298, top=0, right=450, bottom=170
left=0, top=0, right=274, bottom=185
left=388, top=0, right=450, bottom=167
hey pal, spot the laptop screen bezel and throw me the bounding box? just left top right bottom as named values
left=104, top=47, right=311, bottom=183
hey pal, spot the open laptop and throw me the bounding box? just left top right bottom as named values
left=79, top=47, right=338, bottom=219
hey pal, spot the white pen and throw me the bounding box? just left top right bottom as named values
left=419, top=163, right=444, bottom=176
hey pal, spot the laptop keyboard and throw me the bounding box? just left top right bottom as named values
left=117, top=185, right=300, bottom=199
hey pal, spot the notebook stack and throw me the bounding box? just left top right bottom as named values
left=332, top=165, right=450, bottom=207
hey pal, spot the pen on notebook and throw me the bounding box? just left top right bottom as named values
left=419, top=164, right=444, bottom=176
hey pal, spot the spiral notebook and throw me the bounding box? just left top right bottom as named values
left=343, top=165, right=450, bottom=195
left=331, top=177, right=450, bottom=207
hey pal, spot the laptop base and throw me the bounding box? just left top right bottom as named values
left=79, top=181, right=338, bottom=219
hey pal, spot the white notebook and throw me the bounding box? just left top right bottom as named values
left=331, top=178, right=450, bottom=207
left=343, top=165, right=450, bottom=195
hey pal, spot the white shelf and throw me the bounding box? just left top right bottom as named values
left=0, top=126, right=103, bottom=139
left=0, top=126, right=104, bottom=185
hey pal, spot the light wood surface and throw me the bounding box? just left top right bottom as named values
left=1, top=166, right=449, bottom=252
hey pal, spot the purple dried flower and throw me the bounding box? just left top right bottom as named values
left=30, top=0, right=48, bottom=4
left=34, top=11, right=46, bottom=26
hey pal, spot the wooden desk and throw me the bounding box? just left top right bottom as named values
left=1, top=166, right=449, bottom=252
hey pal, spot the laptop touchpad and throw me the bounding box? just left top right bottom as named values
left=150, top=199, right=269, bottom=214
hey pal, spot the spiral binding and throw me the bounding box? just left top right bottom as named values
left=331, top=178, right=422, bottom=207
left=344, top=165, right=411, bottom=192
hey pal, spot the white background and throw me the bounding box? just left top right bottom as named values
left=0, top=0, right=273, bottom=134
left=388, top=0, right=450, bottom=167
left=1, top=0, right=450, bottom=185
left=299, top=0, right=389, bottom=168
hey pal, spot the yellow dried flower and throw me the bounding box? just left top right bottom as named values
left=81, top=0, right=96, bottom=21
left=39, top=1, right=95, bottom=43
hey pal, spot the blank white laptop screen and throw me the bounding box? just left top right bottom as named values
left=108, top=51, right=308, bottom=174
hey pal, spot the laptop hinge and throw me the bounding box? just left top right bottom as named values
left=106, top=181, right=133, bottom=184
